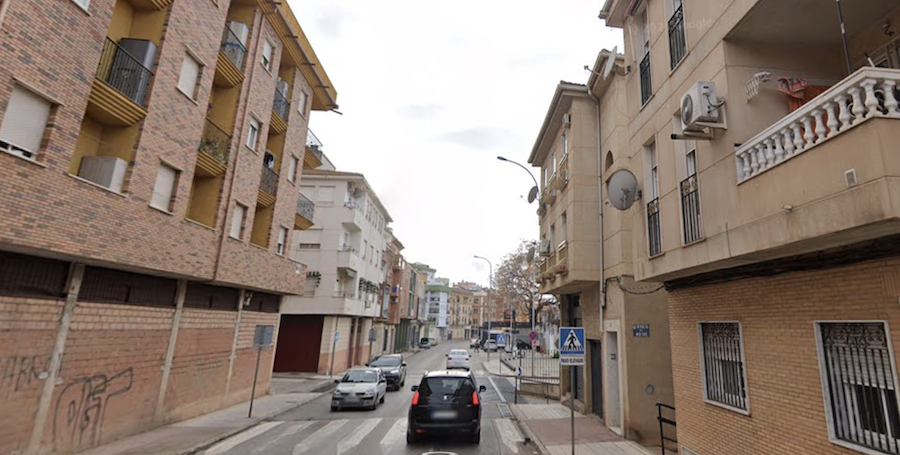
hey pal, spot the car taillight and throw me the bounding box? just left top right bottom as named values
left=472, top=391, right=479, bottom=405
left=411, top=391, right=419, bottom=406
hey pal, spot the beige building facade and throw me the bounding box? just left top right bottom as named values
left=601, top=0, right=900, bottom=453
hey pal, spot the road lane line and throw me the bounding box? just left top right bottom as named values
left=379, top=418, right=407, bottom=447
left=203, top=421, right=283, bottom=455
left=336, top=418, right=382, bottom=455
left=488, top=376, right=507, bottom=403
left=292, top=419, right=347, bottom=455
left=250, top=421, right=313, bottom=454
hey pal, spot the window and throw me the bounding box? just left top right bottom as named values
left=288, top=155, right=298, bottom=183
left=560, top=212, right=568, bottom=243
left=647, top=142, right=662, bottom=256
left=246, top=118, right=260, bottom=150
left=298, top=91, right=308, bottom=116
left=818, top=322, right=900, bottom=454
left=261, top=40, right=274, bottom=71
left=177, top=53, right=201, bottom=99
left=276, top=227, right=288, bottom=255
left=551, top=152, right=557, bottom=176
left=699, top=322, right=748, bottom=412
left=681, top=148, right=702, bottom=243
left=150, top=164, right=178, bottom=211
left=668, top=0, right=687, bottom=69
left=298, top=243, right=320, bottom=250
left=639, top=9, right=653, bottom=104
left=562, top=131, right=568, bottom=157
left=363, top=240, right=368, bottom=259
left=0, top=86, right=52, bottom=160
left=230, top=204, right=246, bottom=239
left=542, top=167, right=548, bottom=188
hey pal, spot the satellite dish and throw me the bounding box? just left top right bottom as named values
left=602, top=46, right=618, bottom=80
left=607, top=169, right=640, bottom=210
left=527, top=186, right=539, bottom=204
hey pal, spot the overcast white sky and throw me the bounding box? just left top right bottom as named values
left=288, top=0, right=623, bottom=287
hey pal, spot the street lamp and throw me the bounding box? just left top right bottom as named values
left=473, top=255, right=497, bottom=373
left=497, top=156, right=540, bottom=203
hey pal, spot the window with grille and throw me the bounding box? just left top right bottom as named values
left=700, top=322, right=748, bottom=411
left=818, top=322, right=900, bottom=454
left=681, top=149, right=702, bottom=244
left=668, top=0, right=686, bottom=69
left=647, top=143, right=662, bottom=256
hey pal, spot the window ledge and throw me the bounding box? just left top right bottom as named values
left=250, top=243, right=268, bottom=251
left=649, top=251, right=665, bottom=260
left=67, top=174, right=127, bottom=197
left=245, top=145, right=259, bottom=155
left=149, top=205, right=174, bottom=216
left=68, top=0, right=91, bottom=15
left=682, top=237, right=706, bottom=248
left=828, top=438, right=894, bottom=455
left=0, top=149, right=48, bottom=168
left=703, top=398, right=750, bottom=416
left=184, top=217, right=216, bottom=231
left=639, top=93, right=656, bottom=111
left=668, top=51, right=690, bottom=77
left=177, top=88, right=200, bottom=105
left=227, top=234, right=242, bottom=242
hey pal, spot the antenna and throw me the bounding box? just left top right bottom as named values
left=602, top=46, right=618, bottom=80
left=527, top=186, right=539, bottom=204
left=607, top=169, right=641, bottom=210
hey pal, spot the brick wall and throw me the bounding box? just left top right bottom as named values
left=669, top=256, right=900, bottom=455
left=0, top=297, right=63, bottom=455
left=225, top=310, right=279, bottom=402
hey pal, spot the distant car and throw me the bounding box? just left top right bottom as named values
left=407, top=370, right=486, bottom=444
left=484, top=340, right=498, bottom=352
left=368, top=354, right=407, bottom=391
left=446, top=349, right=471, bottom=370
left=429, top=337, right=438, bottom=346
left=516, top=339, right=532, bottom=350
left=418, top=338, right=431, bottom=349
left=331, top=368, right=387, bottom=411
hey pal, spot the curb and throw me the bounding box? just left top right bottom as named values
left=181, top=387, right=336, bottom=455
left=508, top=403, right=552, bottom=455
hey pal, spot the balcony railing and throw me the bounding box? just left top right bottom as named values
left=735, top=67, right=900, bottom=183
left=97, top=38, right=154, bottom=106
left=640, top=53, right=652, bottom=105
left=198, top=118, right=231, bottom=164
left=648, top=198, right=662, bottom=257
left=557, top=240, right=568, bottom=266
left=220, top=27, right=247, bottom=71
left=296, top=192, right=315, bottom=221
left=260, top=164, right=278, bottom=195
left=306, top=129, right=324, bottom=160
left=273, top=89, right=289, bottom=121
left=668, top=5, right=686, bottom=69
left=680, top=174, right=702, bottom=244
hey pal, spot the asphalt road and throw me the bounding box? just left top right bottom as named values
left=199, top=341, right=542, bottom=455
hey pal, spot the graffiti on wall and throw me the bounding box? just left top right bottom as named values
left=0, top=355, right=49, bottom=397
left=52, top=368, right=134, bottom=449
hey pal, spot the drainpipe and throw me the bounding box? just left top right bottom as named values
left=586, top=78, right=605, bottom=333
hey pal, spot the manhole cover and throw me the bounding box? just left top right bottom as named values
left=498, top=403, right=512, bottom=418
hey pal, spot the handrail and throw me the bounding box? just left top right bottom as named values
left=220, top=26, right=247, bottom=70
left=273, top=89, right=290, bottom=121
left=198, top=118, right=231, bottom=164
left=260, top=164, right=279, bottom=195
left=296, top=193, right=315, bottom=220
left=97, top=37, right=154, bottom=106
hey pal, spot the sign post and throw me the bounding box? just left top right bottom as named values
left=496, top=333, right=507, bottom=374
left=559, top=327, right=585, bottom=455
left=529, top=330, right=537, bottom=377
left=329, top=331, right=339, bottom=378
left=249, top=325, right=275, bottom=418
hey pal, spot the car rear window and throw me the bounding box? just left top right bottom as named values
left=419, top=377, right=476, bottom=403
left=450, top=350, right=468, bottom=356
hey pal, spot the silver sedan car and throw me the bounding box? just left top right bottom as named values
left=331, top=367, right=388, bottom=411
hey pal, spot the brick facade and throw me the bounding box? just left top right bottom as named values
left=669, top=256, right=900, bottom=455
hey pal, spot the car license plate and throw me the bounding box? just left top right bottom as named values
left=345, top=396, right=359, bottom=402
left=433, top=410, right=457, bottom=420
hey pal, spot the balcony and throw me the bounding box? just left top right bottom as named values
left=271, top=90, right=289, bottom=134
left=215, top=27, right=246, bottom=87
left=258, top=164, right=278, bottom=207
left=294, top=193, right=315, bottom=230
left=735, top=68, right=900, bottom=183
left=86, top=38, right=154, bottom=126
left=304, top=129, right=324, bottom=169
left=196, top=118, right=231, bottom=177
left=557, top=240, right=568, bottom=269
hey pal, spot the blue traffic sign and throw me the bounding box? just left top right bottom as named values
left=529, top=330, right=537, bottom=341
left=496, top=333, right=507, bottom=346
left=559, top=327, right=585, bottom=356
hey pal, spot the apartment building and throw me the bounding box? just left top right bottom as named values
left=425, top=278, right=451, bottom=340
left=0, top=0, right=335, bottom=453
left=528, top=50, right=673, bottom=443
left=410, top=263, right=432, bottom=340
left=600, top=0, right=900, bottom=453
left=277, top=170, right=392, bottom=375
left=447, top=285, right=474, bottom=340
left=383, top=228, right=404, bottom=352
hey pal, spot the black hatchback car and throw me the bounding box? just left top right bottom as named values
left=367, top=354, right=406, bottom=391
left=407, top=370, right=486, bottom=444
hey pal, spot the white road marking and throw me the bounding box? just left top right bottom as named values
left=250, top=421, right=313, bottom=454
left=292, top=419, right=347, bottom=455
left=488, top=376, right=507, bottom=403
left=203, top=421, right=283, bottom=455
left=379, top=418, right=407, bottom=447
left=336, top=418, right=382, bottom=455
left=494, top=418, right=523, bottom=453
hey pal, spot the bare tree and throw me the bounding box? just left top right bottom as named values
left=493, top=239, right=558, bottom=327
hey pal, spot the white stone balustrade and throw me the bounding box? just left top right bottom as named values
left=735, top=68, right=900, bottom=183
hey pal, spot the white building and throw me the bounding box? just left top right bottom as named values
left=425, top=277, right=451, bottom=340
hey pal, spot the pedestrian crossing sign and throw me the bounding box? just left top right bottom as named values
left=559, top=327, right=585, bottom=366
left=496, top=333, right=507, bottom=346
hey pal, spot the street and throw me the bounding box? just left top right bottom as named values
left=199, top=341, right=542, bottom=455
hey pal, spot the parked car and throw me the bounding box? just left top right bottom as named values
left=484, top=340, right=498, bottom=352
left=331, top=368, right=387, bottom=411
left=516, top=339, right=532, bottom=350
left=429, top=337, right=438, bottom=346
left=367, top=354, right=406, bottom=391
left=418, top=338, right=431, bottom=349
left=407, top=370, right=486, bottom=444
left=445, top=349, right=471, bottom=370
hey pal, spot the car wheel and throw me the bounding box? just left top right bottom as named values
left=401, top=379, right=405, bottom=386
left=406, top=432, right=418, bottom=444
left=379, top=394, right=385, bottom=404
left=331, top=406, right=337, bottom=412
left=469, top=431, right=480, bottom=445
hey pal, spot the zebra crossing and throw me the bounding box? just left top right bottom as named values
left=201, top=416, right=529, bottom=455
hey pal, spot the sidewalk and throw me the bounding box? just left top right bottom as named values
left=74, top=375, right=335, bottom=455
left=511, top=403, right=655, bottom=455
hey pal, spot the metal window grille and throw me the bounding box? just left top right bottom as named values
left=647, top=198, right=662, bottom=257
left=700, top=322, right=747, bottom=410
left=668, top=5, right=687, bottom=69
left=681, top=173, right=702, bottom=243
left=246, top=291, right=280, bottom=313
left=820, top=322, right=900, bottom=454
left=640, top=53, right=652, bottom=105
left=80, top=266, right=177, bottom=307
left=0, top=251, right=69, bottom=298
left=184, top=283, right=239, bottom=311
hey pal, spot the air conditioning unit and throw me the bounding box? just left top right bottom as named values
left=562, top=113, right=572, bottom=128
left=539, top=239, right=552, bottom=257
left=77, top=156, right=127, bottom=192
left=680, top=81, right=720, bottom=132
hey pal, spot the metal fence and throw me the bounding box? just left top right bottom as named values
left=501, top=348, right=560, bottom=384
left=220, top=26, right=247, bottom=70
left=199, top=118, right=231, bottom=165
left=681, top=174, right=702, bottom=244
left=657, top=403, right=677, bottom=455
left=640, top=53, right=652, bottom=105
left=668, top=5, right=686, bottom=69
left=260, top=164, right=279, bottom=195
left=647, top=198, right=662, bottom=257
left=97, top=38, right=153, bottom=106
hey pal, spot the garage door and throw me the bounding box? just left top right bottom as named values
left=274, top=315, right=324, bottom=372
